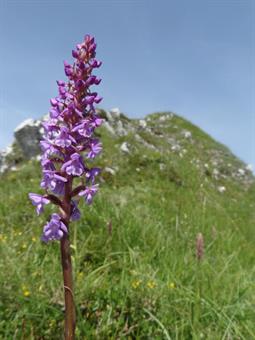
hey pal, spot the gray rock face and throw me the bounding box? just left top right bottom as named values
left=104, top=167, right=116, bottom=175
left=115, top=120, right=127, bottom=136
left=103, top=108, right=121, bottom=122
left=0, top=146, right=12, bottom=173
left=105, top=111, right=114, bottom=122
left=139, top=120, right=147, bottom=128
left=14, top=119, right=42, bottom=159
left=101, top=108, right=133, bottom=137
left=134, top=134, right=157, bottom=150
left=0, top=152, right=3, bottom=171
left=110, top=108, right=121, bottom=119
left=103, top=121, right=116, bottom=135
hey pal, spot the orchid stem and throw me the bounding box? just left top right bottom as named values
left=60, top=178, right=76, bottom=339
left=61, top=234, right=76, bottom=339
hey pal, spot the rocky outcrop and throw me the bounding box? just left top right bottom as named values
left=0, top=145, right=16, bottom=173
left=0, top=108, right=128, bottom=173
left=0, top=118, right=42, bottom=173
left=14, top=119, right=42, bottom=159
left=98, top=107, right=133, bottom=137
left=0, top=109, right=253, bottom=195
left=0, top=152, right=5, bottom=173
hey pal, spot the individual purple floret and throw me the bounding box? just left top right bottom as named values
left=86, top=167, right=101, bottom=183
left=87, top=139, right=102, bottom=159
left=61, top=153, right=85, bottom=176
left=29, top=193, right=50, bottom=215
left=72, top=119, right=93, bottom=137
left=54, top=127, right=76, bottom=148
left=41, top=214, right=68, bottom=242
left=79, top=184, right=99, bottom=205
left=29, top=34, right=102, bottom=242
left=41, top=171, right=67, bottom=195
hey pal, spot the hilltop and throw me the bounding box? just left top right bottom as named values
left=0, top=110, right=254, bottom=339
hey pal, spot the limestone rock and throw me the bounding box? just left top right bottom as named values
left=0, top=152, right=4, bottom=173
left=110, top=108, right=121, bottom=119
left=105, top=111, right=114, bottom=122
left=14, top=119, right=42, bottom=159
left=120, top=142, right=130, bottom=153
left=115, top=120, right=127, bottom=136
left=182, top=130, right=192, bottom=138
left=134, top=134, right=157, bottom=150
left=0, top=146, right=13, bottom=173
left=104, top=167, right=116, bottom=175
left=246, top=164, right=253, bottom=172
left=218, top=186, right=226, bottom=193
left=139, top=120, right=147, bottom=128
left=103, top=121, right=115, bottom=135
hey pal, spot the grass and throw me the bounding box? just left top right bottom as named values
left=0, top=112, right=254, bottom=339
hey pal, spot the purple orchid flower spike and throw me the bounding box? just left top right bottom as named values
left=28, top=35, right=103, bottom=338
left=29, top=34, right=102, bottom=238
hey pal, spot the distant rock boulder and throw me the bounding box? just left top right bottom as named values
left=99, top=107, right=121, bottom=122
left=0, top=152, right=4, bottom=172
left=120, top=142, right=130, bottom=153
left=109, top=108, right=121, bottom=119
left=0, top=146, right=15, bottom=173
left=14, top=119, right=42, bottom=159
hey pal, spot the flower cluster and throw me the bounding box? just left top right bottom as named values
left=29, top=35, right=103, bottom=242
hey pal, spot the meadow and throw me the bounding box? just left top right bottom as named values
left=0, top=112, right=254, bottom=339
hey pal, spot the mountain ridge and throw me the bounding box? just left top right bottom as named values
left=1, top=108, right=254, bottom=188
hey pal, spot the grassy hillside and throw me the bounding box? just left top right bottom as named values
left=0, top=112, right=254, bottom=339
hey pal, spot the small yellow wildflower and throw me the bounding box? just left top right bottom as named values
left=0, top=234, right=7, bottom=242
left=18, top=232, right=22, bottom=236
left=21, top=243, right=27, bottom=249
left=49, top=320, right=56, bottom=328
left=23, top=290, right=30, bottom=297
left=32, top=237, right=36, bottom=242
left=168, top=282, right=175, bottom=289
left=147, top=281, right=157, bottom=289
left=132, top=280, right=142, bottom=289
left=77, top=272, right=84, bottom=281
left=22, top=284, right=30, bottom=297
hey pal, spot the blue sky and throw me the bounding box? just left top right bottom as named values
left=0, top=0, right=254, bottom=168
